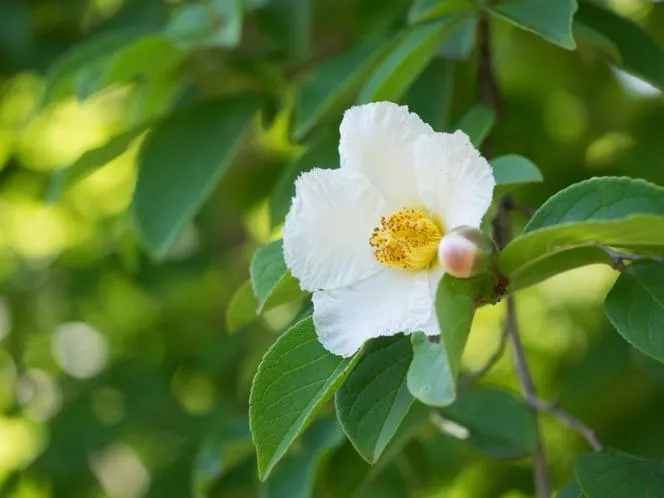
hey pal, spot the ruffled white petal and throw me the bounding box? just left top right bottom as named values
left=283, top=168, right=389, bottom=292
left=312, top=269, right=434, bottom=357
left=413, top=131, right=495, bottom=230
left=339, top=102, right=434, bottom=209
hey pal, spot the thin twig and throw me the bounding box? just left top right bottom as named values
left=479, top=13, right=551, bottom=496
left=459, top=325, right=508, bottom=389
left=594, top=243, right=664, bottom=271
left=526, top=397, right=603, bottom=452
left=506, top=294, right=552, bottom=498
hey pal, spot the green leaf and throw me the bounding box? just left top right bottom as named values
left=576, top=2, right=664, bottom=91
left=293, top=41, right=388, bottom=141
left=456, top=105, right=496, bottom=147
left=133, top=96, right=259, bottom=257
left=488, top=0, right=578, bottom=50
left=41, top=28, right=148, bottom=108
left=166, top=0, right=244, bottom=49
left=558, top=481, right=585, bottom=498
left=573, top=21, right=621, bottom=63
left=47, top=128, right=144, bottom=202
left=436, top=274, right=480, bottom=384
left=440, top=387, right=535, bottom=458
left=405, top=59, right=455, bottom=133
left=491, top=154, right=543, bottom=187
left=439, top=17, right=477, bottom=60
left=250, top=317, right=358, bottom=480
left=576, top=452, right=664, bottom=497
left=358, top=17, right=465, bottom=104
left=500, top=177, right=664, bottom=290
left=605, top=262, right=664, bottom=364
left=261, top=416, right=344, bottom=498
left=407, top=332, right=455, bottom=407
left=250, top=240, right=304, bottom=314
left=408, top=0, right=478, bottom=24
left=270, top=130, right=339, bottom=227
left=335, top=336, right=413, bottom=463
left=226, top=280, right=260, bottom=333
left=192, top=418, right=254, bottom=498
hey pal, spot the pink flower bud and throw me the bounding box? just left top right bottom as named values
left=437, top=226, right=494, bottom=279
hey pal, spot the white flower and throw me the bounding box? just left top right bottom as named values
left=283, top=102, right=495, bottom=357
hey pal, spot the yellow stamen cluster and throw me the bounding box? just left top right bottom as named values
left=369, top=208, right=443, bottom=270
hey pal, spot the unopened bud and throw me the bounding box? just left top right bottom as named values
left=437, top=226, right=494, bottom=279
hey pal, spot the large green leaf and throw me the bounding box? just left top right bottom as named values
left=358, top=17, right=465, bottom=103
left=270, top=130, right=339, bottom=227
left=456, top=105, right=496, bottom=147
left=407, top=332, right=455, bottom=407
left=250, top=317, right=357, bottom=480
left=576, top=452, right=664, bottom=497
left=488, top=0, right=578, bottom=50
left=47, top=128, right=145, bottom=202
left=500, top=177, right=664, bottom=290
left=40, top=28, right=148, bottom=107
left=293, top=41, right=388, bottom=140
left=408, top=0, right=478, bottom=24
left=605, top=262, right=664, bottom=364
left=576, top=2, right=664, bottom=91
left=261, top=416, right=344, bottom=498
left=250, top=240, right=304, bottom=314
left=335, top=336, right=413, bottom=463
left=440, top=387, right=535, bottom=458
left=192, top=418, right=254, bottom=498
left=491, top=154, right=543, bottom=187
left=133, top=97, right=259, bottom=257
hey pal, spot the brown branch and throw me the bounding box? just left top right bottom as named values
left=526, top=397, right=603, bottom=452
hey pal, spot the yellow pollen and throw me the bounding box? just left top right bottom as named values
left=369, top=208, right=443, bottom=270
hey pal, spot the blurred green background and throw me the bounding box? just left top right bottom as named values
left=1, top=0, right=664, bottom=496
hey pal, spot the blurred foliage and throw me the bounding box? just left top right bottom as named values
left=1, top=0, right=664, bottom=497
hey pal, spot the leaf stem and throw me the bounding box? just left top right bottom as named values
left=459, top=324, right=508, bottom=389
left=594, top=243, right=664, bottom=271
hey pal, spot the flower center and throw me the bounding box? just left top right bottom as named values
left=369, top=208, right=443, bottom=270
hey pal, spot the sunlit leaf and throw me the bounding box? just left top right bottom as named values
left=489, top=0, right=578, bottom=50
left=576, top=452, right=664, bottom=497
left=491, top=154, right=543, bottom=186
left=605, top=262, right=664, bottom=364
left=501, top=177, right=664, bottom=290
left=250, top=317, right=358, bottom=480
left=47, top=128, right=144, bottom=202
left=439, top=387, right=535, bottom=458
left=335, top=335, right=413, bottom=463
left=250, top=240, right=304, bottom=314
left=576, top=1, right=664, bottom=91
left=133, top=96, right=260, bottom=257
left=358, top=17, right=465, bottom=103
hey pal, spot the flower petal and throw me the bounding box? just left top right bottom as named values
left=413, top=131, right=495, bottom=230
left=312, top=269, right=434, bottom=357
left=283, top=167, right=389, bottom=292
left=340, top=102, right=434, bottom=209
